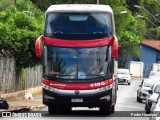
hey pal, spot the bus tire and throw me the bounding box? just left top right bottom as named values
left=61, top=106, right=72, bottom=113
left=48, top=105, right=57, bottom=114
left=111, top=105, right=115, bottom=113
left=139, top=98, right=143, bottom=103
left=99, top=105, right=111, bottom=115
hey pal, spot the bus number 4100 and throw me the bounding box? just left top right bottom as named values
left=90, top=82, right=105, bottom=87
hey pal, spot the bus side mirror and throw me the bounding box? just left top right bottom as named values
left=112, top=35, right=118, bottom=58
left=35, top=35, right=43, bottom=58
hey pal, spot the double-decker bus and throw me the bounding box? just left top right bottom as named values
left=35, top=4, right=118, bottom=115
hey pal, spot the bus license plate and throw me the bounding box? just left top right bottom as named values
left=119, top=79, right=124, bottom=82
left=71, top=98, right=83, bottom=102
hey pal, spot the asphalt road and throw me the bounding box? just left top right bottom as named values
left=1, top=79, right=150, bottom=120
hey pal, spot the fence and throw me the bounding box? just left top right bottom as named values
left=16, top=65, right=43, bottom=92
left=0, top=49, right=42, bottom=94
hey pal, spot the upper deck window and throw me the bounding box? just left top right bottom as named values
left=44, top=12, right=113, bottom=40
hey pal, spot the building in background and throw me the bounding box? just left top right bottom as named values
left=125, top=40, right=160, bottom=77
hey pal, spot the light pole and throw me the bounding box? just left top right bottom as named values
left=114, top=10, right=127, bottom=15
left=119, top=11, right=127, bottom=14
left=136, top=15, right=157, bottom=27
left=23, top=11, right=32, bottom=17
left=136, top=15, right=159, bottom=39
left=134, top=5, right=160, bottom=24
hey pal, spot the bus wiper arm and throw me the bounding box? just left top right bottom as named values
left=85, top=75, right=108, bottom=79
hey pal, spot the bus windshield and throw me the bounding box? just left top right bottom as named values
left=44, top=12, right=113, bottom=40
left=43, top=45, right=112, bottom=82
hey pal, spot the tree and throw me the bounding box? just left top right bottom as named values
left=117, top=14, right=146, bottom=67
left=30, top=0, right=97, bottom=11
left=0, top=1, right=44, bottom=69
left=133, top=0, right=160, bottom=39
left=103, top=0, right=146, bottom=68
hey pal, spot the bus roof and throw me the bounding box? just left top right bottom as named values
left=46, top=4, right=113, bottom=13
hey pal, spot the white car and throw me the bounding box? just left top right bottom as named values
left=145, top=83, right=160, bottom=113
left=149, top=94, right=160, bottom=120
left=148, top=71, right=160, bottom=80
left=117, top=68, right=131, bottom=85
left=137, top=79, right=160, bottom=103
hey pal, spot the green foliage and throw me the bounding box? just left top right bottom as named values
left=145, top=27, right=160, bottom=39
left=0, top=0, right=13, bottom=11
left=111, top=2, right=145, bottom=67
left=0, top=1, right=44, bottom=69
left=133, top=0, right=160, bottom=38
left=30, top=0, right=97, bottom=11
left=16, top=0, right=43, bottom=18
left=117, top=17, right=142, bottom=67
left=119, top=31, right=140, bottom=46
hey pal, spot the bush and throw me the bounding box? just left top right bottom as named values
left=0, top=4, right=44, bottom=69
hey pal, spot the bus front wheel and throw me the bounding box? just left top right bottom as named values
left=99, top=105, right=111, bottom=115
left=48, top=105, right=58, bottom=114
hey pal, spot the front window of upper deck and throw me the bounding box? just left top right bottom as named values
left=44, top=12, right=113, bottom=40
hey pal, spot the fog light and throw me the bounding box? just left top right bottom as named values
left=44, top=95, right=55, bottom=100
left=100, top=95, right=110, bottom=101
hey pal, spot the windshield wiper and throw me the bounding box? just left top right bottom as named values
left=85, top=75, right=109, bottom=80
left=45, top=74, right=57, bottom=79
left=45, top=74, right=77, bottom=80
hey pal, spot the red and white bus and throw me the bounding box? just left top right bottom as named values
left=35, top=4, right=118, bottom=115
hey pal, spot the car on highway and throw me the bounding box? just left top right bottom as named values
left=145, top=83, right=160, bottom=113
left=117, top=68, right=131, bottom=85
left=137, top=78, right=160, bottom=103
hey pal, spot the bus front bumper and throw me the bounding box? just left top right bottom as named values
left=43, top=88, right=113, bottom=107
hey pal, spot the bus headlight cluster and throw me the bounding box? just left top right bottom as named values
left=100, top=95, right=110, bottom=101
left=44, top=95, right=55, bottom=100
left=42, top=84, right=55, bottom=92
left=98, top=84, right=112, bottom=92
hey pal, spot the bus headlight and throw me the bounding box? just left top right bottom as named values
left=42, top=84, right=55, bottom=92
left=99, top=84, right=112, bottom=92
left=100, top=95, right=110, bottom=101
left=44, top=95, right=55, bottom=100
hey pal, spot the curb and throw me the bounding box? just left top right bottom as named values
left=29, top=105, right=46, bottom=111
left=0, top=86, right=42, bottom=101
